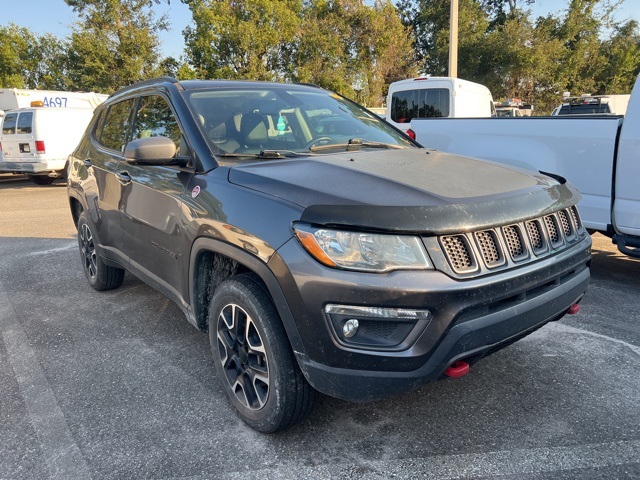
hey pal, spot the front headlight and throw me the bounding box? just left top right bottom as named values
left=293, top=224, right=432, bottom=272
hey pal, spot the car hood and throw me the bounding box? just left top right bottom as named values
left=227, top=148, right=580, bottom=234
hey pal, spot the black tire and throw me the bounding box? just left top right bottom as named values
left=28, top=175, right=56, bottom=185
left=208, top=273, right=317, bottom=433
left=77, top=212, right=125, bottom=291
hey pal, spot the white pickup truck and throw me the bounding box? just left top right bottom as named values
left=408, top=76, right=640, bottom=258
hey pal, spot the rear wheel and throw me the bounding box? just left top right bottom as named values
left=27, top=175, right=56, bottom=185
left=208, top=273, right=317, bottom=433
left=77, top=211, right=124, bottom=291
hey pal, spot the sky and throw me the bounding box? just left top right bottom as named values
left=3, top=0, right=640, bottom=60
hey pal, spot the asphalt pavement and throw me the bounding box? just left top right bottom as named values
left=1, top=176, right=639, bottom=479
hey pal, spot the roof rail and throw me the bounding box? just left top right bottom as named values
left=109, top=77, right=180, bottom=97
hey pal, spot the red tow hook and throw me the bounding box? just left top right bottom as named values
left=567, top=304, right=580, bottom=315
left=444, top=360, right=470, bottom=378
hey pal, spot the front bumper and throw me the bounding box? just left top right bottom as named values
left=272, top=233, right=591, bottom=402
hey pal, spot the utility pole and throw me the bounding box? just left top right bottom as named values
left=449, top=0, right=459, bottom=78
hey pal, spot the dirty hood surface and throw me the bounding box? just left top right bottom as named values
left=228, top=148, right=579, bottom=234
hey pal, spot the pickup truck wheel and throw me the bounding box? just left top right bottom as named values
left=77, top=212, right=124, bottom=291
left=27, top=175, right=56, bottom=185
left=208, top=274, right=317, bottom=433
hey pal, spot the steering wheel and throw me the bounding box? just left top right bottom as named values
left=304, top=136, right=333, bottom=150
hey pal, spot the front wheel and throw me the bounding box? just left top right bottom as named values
left=208, top=274, right=317, bottom=433
left=77, top=211, right=125, bottom=291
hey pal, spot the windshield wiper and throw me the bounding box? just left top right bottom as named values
left=258, top=149, right=304, bottom=158
left=217, top=150, right=313, bottom=160
left=309, top=138, right=405, bottom=152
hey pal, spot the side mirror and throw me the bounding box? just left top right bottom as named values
left=124, top=136, right=177, bottom=165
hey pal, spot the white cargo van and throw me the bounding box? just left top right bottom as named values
left=386, top=77, right=495, bottom=132
left=0, top=89, right=107, bottom=112
left=0, top=107, right=93, bottom=184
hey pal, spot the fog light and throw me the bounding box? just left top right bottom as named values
left=343, top=319, right=359, bottom=338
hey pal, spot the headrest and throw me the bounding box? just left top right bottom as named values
left=240, top=113, right=268, bottom=145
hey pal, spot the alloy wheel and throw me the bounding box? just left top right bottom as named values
left=80, top=223, right=97, bottom=279
left=216, top=303, right=270, bottom=410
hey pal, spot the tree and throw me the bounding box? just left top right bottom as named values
left=292, top=0, right=416, bottom=106
left=350, top=1, right=418, bottom=106
left=479, top=0, right=536, bottom=27
left=292, top=0, right=354, bottom=94
left=476, top=14, right=565, bottom=111
left=0, top=24, right=68, bottom=89
left=183, top=0, right=302, bottom=80
left=596, top=19, right=640, bottom=94
left=65, top=0, right=169, bottom=93
left=398, top=0, right=490, bottom=77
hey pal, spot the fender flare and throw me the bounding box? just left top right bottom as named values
left=189, top=237, right=307, bottom=356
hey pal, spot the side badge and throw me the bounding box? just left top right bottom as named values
left=191, top=185, right=201, bottom=198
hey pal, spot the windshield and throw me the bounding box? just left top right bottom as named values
left=183, top=86, right=415, bottom=158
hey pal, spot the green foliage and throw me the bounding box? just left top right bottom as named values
left=596, top=20, right=640, bottom=93
left=0, top=0, right=638, bottom=113
left=65, top=0, right=169, bottom=93
left=0, top=24, right=68, bottom=89
left=398, top=0, right=640, bottom=113
left=184, top=0, right=302, bottom=81
left=292, top=0, right=417, bottom=105
left=182, top=0, right=416, bottom=106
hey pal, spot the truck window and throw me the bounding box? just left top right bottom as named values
left=390, top=88, right=449, bottom=123
left=2, top=113, right=17, bottom=135
left=559, top=103, right=611, bottom=115
left=98, top=99, right=135, bottom=153
left=17, top=112, right=33, bottom=134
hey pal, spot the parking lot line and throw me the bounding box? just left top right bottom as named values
left=0, top=283, right=91, bottom=479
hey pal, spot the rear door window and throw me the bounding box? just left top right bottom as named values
left=390, top=90, right=418, bottom=123
left=2, top=113, right=17, bottom=135
left=17, top=112, right=33, bottom=134
left=98, top=99, right=135, bottom=152
left=390, top=88, right=449, bottom=122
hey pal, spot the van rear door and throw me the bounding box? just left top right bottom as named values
left=0, top=111, right=36, bottom=162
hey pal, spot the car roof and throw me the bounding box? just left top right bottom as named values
left=109, top=77, right=324, bottom=98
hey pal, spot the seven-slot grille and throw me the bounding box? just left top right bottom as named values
left=439, top=207, right=584, bottom=275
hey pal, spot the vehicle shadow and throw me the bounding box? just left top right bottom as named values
left=0, top=175, right=66, bottom=190
left=589, top=232, right=640, bottom=286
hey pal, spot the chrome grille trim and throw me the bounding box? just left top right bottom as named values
left=439, top=207, right=586, bottom=274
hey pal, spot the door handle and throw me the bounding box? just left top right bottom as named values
left=116, top=172, right=132, bottom=184
left=82, top=159, right=92, bottom=167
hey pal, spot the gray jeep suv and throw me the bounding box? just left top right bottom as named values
left=67, top=77, right=591, bottom=432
